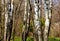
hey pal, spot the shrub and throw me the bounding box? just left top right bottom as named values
left=27, top=37, right=34, bottom=41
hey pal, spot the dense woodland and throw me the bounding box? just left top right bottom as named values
left=0, top=0, right=60, bottom=41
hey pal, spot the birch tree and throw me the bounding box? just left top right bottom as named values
left=22, top=0, right=31, bottom=41
left=4, top=0, right=13, bottom=41
left=27, top=0, right=31, bottom=35
left=33, top=0, right=42, bottom=41
left=26, top=0, right=31, bottom=36
left=7, top=0, right=13, bottom=41
left=48, top=0, right=52, bottom=36
left=43, top=0, right=52, bottom=41
left=22, top=0, right=27, bottom=41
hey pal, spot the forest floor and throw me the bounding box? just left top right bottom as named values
left=10, top=36, right=60, bottom=41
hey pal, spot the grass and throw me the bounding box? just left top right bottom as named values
left=10, top=36, right=22, bottom=41
left=49, top=37, right=60, bottom=41
left=10, top=36, right=60, bottom=41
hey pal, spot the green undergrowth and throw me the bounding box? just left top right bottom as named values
left=10, top=36, right=21, bottom=41
left=10, top=36, right=60, bottom=41
left=49, top=37, right=60, bottom=41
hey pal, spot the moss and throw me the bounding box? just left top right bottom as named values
left=19, top=23, right=23, bottom=32
left=40, top=18, right=45, bottom=26
left=29, top=20, right=33, bottom=32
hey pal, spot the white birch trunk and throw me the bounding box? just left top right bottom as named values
left=44, top=0, right=49, bottom=41
left=7, top=0, right=13, bottom=41
left=4, top=0, right=13, bottom=41
left=44, top=0, right=52, bottom=41
left=48, top=0, right=52, bottom=36
left=33, top=0, right=42, bottom=41
left=49, top=0, right=52, bottom=19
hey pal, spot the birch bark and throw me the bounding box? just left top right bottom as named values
left=7, top=0, right=13, bottom=41
left=43, top=0, right=52, bottom=41
left=4, top=0, right=13, bottom=41
left=33, top=0, right=42, bottom=41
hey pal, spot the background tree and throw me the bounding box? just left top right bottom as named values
left=22, top=0, right=28, bottom=41
left=0, top=0, right=2, bottom=41
left=4, top=0, right=8, bottom=41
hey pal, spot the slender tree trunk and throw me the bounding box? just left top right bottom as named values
left=0, top=0, right=2, bottom=41
left=33, top=0, right=42, bottom=41
left=12, top=4, right=15, bottom=41
left=44, top=0, right=49, bottom=41
left=26, top=0, right=31, bottom=37
left=4, top=0, right=8, bottom=41
left=4, top=0, right=13, bottom=41
left=43, top=0, right=52, bottom=41
left=1, top=0, right=5, bottom=41
left=48, top=0, right=52, bottom=36
left=7, top=0, right=13, bottom=41
left=22, top=0, right=27, bottom=41
left=49, top=0, right=52, bottom=19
